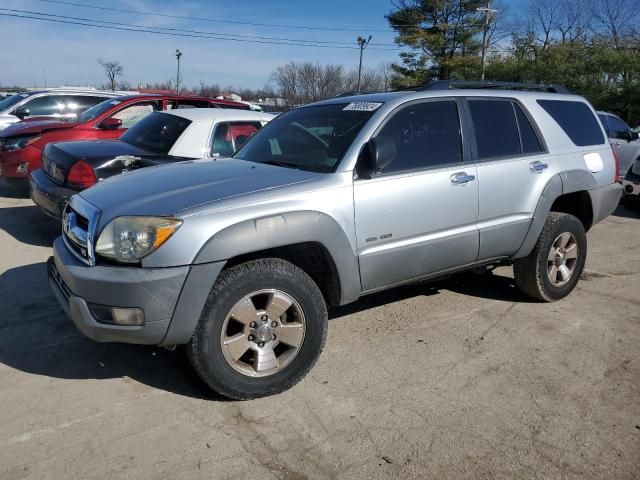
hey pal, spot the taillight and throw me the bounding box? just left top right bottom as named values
left=67, top=160, right=96, bottom=188
left=611, top=144, right=621, bottom=183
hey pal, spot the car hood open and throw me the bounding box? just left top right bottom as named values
left=80, top=158, right=322, bottom=224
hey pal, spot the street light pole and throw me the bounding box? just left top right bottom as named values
left=175, top=49, right=182, bottom=94
left=356, top=35, right=372, bottom=93
left=477, top=1, right=497, bottom=81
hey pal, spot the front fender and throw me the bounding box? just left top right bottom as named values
left=194, top=210, right=361, bottom=305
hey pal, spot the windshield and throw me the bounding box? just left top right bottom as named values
left=0, top=93, right=31, bottom=112
left=77, top=98, right=122, bottom=123
left=120, top=112, right=191, bottom=154
left=233, top=103, right=376, bottom=172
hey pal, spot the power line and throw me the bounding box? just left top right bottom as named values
left=0, top=10, right=405, bottom=51
left=35, top=0, right=401, bottom=33
left=2, top=7, right=402, bottom=48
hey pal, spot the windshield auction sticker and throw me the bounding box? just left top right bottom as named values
left=343, top=102, right=383, bottom=111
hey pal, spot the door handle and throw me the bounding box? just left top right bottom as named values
left=529, top=161, right=548, bottom=173
left=450, top=172, right=476, bottom=185
left=614, top=142, right=622, bottom=147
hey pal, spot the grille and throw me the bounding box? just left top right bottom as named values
left=47, top=258, right=71, bottom=305
left=62, top=196, right=100, bottom=266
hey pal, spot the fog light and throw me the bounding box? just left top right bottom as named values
left=111, top=307, right=145, bottom=326
left=16, top=162, right=29, bottom=175
left=625, top=184, right=634, bottom=194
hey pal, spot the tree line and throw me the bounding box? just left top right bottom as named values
left=387, top=0, right=640, bottom=124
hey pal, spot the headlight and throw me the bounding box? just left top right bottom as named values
left=1, top=135, right=40, bottom=151
left=95, top=216, right=182, bottom=263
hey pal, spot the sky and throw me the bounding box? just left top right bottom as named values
left=0, top=0, right=528, bottom=91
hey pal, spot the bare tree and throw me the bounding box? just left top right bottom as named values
left=98, top=59, right=123, bottom=92
left=590, top=0, right=639, bottom=48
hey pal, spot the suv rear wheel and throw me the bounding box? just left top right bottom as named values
left=513, top=212, right=587, bottom=302
left=187, top=258, right=328, bottom=400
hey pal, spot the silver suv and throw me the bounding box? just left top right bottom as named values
left=48, top=81, right=622, bottom=399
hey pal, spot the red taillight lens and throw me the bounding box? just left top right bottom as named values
left=67, top=160, right=96, bottom=188
left=611, top=144, right=621, bottom=183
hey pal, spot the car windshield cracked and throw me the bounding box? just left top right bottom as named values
left=233, top=103, right=375, bottom=173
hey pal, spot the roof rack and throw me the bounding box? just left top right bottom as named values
left=417, top=80, right=571, bottom=94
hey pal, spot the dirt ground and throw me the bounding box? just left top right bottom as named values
left=1, top=184, right=639, bottom=479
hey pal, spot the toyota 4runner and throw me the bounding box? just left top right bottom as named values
left=48, top=81, right=622, bottom=399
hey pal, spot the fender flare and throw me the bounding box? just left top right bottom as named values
left=513, top=171, right=597, bottom=259
left=194, top=210, right=362, bottom=305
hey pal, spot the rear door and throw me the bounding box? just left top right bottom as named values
left=604, top=114, right=639, bottom=175
left=354, top=99, right=479, bottom=291
left=469, top=98, right=550, bottom=260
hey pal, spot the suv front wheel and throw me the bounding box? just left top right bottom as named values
left=187, top=258, right=328, bottom=400
left=514, top=212, right=587, bottom=302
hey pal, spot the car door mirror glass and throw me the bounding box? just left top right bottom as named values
left=14, top=107, right=30, bottom=119
left=99, top=117, right=123, bottom=129
left=367, top=136, right=397, bottom=174
left=630, top=130, right=639, bottom=141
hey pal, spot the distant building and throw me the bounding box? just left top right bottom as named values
left=260, top=97, right=287, bottom=108
left=216, top=92, right=242, bottom=102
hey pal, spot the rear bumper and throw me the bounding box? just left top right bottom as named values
left=49, top=236, right=226, bottom=345
left=589, top=182, right=623, bottom=225
left=30, top=169, right=76, bottom=219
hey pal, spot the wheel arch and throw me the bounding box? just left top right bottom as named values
left=193, top=210, right=361, bottom=306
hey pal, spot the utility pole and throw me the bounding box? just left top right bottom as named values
left=477, top=1, right=497, bottom=81
left=175, top=49, right=182, bottom=94
left=356, top=35, right=372, bottom=93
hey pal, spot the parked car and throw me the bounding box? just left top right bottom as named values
left=621, top=158, right=640, bottom=208
left=0, top=94, right=250, bottom=186
left=0, top=89, right=118, bottom=131
left=31, top=109, right=273, bottom=218
left=48, top=81, right=621, bottom=399
left=597, top=111, right=640, bottom=178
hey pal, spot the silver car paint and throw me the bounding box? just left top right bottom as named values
left=68, top=89, right=621, bottom=327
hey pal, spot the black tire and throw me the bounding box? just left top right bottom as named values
left=513, top=212, right=587, bottom=302
left=187, top=258, right=328, bottom=400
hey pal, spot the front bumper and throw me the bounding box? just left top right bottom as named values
left=49, top=236, right=226, bottom=345
left=30, top=169, right=77, bottom=219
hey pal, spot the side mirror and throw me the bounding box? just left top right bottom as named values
left=99, top=117, right=123, bottom=130
left=631, top=130, right=639, bottom=141
left=14, top=107, right=30, bottom=120
left=365, top=136, right=397, bottom=175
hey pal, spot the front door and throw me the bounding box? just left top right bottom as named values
left=354, top=99, right=479, bottom=291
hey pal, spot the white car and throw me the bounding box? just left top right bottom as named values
left=30, top=108, right=274, bottom=218
left=0, top=89, right=120, bottom=131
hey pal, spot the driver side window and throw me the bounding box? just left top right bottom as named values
left=111, top=101, right=158, bottom=128
left=607, top=115, right=630, bottom=140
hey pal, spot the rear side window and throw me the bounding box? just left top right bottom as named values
left=211, top=122, right=262, bottom=157
left=120, top=112, right=191, bottom=154
left=537, top=100, right=604, bottom=146
left=468, top=100, right=521, bottom=159
left=514, top=103, right=544, bottom=154
left=376, top=100, right=463, bottom=173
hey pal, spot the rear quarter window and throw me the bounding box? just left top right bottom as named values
left=537, top=100, right=605, bottom=147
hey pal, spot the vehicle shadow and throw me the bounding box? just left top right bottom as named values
left=1, top=263, right=531, bottom=400
left=0, top=205, right=60, bottom=247
left=330, top=269, right=535, bottom=320
left=613, top=202, right=640, bottom=220
left=0, top=179, right=30, bottom=199
left=0, top=261, right=226, bottom=401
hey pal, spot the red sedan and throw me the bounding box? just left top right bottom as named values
left=0, top=94, right=249, bottom=184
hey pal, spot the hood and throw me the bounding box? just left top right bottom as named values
left=53, top=139, right=151, bottom=159
left=0, top=114, right=19, bottom=130
left=80, top=158, right=321, bottom=222
left=0, top=118, right=78, bottom=137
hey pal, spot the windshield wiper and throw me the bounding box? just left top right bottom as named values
left=261, top=159, right=302, bottom=170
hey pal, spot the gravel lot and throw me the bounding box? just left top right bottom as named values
left=1, top=182, right=639, bottom=480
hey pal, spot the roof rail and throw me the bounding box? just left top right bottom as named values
left=418, top=80, right=571, bottom=94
